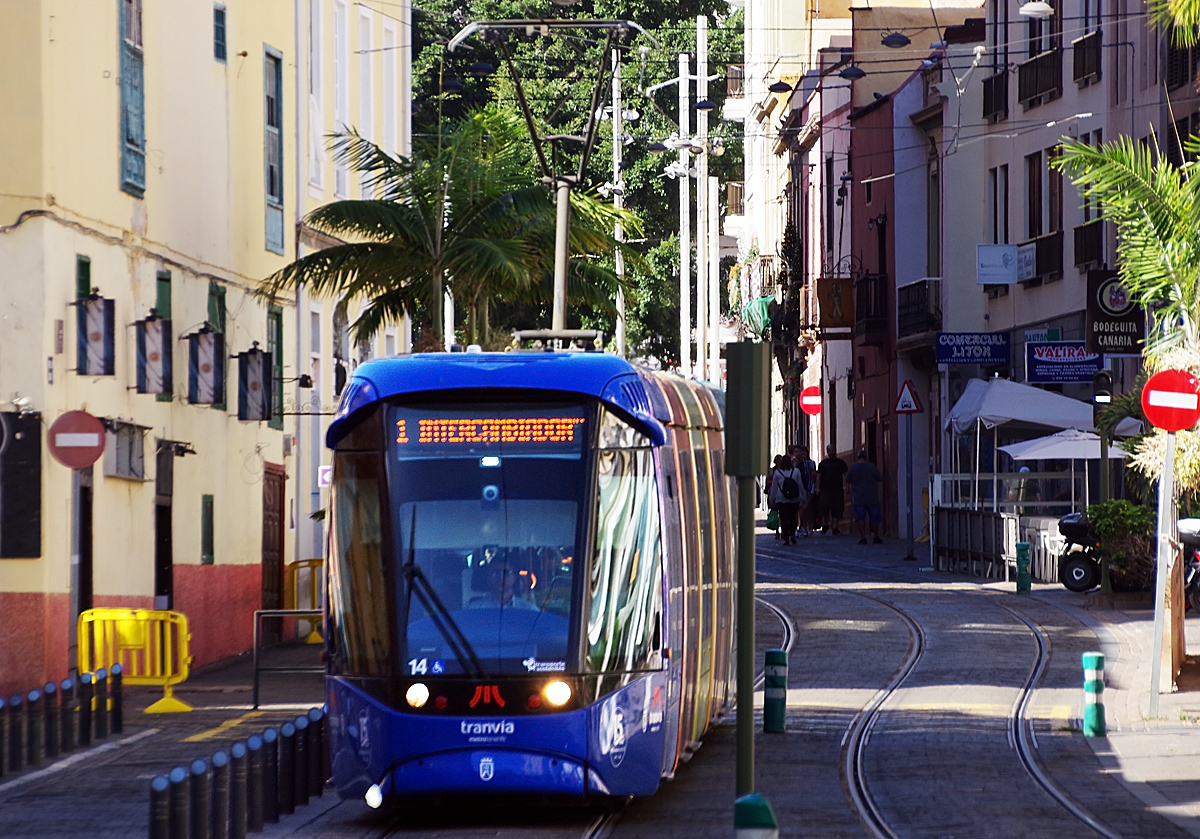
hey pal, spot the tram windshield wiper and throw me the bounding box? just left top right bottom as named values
left=402, top=509, right=486, bottom=678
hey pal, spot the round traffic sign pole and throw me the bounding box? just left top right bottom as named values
left=799, top=385, right=822, bottom=416
left=1141, top=369, right=1200, bottom=432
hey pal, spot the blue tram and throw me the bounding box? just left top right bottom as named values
left=323, top=351, right=737, bottom=802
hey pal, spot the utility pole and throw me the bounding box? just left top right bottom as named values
left=612, top=50, right=626, bottom=357
left=708, top=174, right=720, bottom=383
left=695, top=15, right=708, bottom=379
left=679, top=52, right=692, bottom=378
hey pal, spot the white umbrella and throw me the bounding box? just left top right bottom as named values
left=998, top=429, right=1128, bottom=461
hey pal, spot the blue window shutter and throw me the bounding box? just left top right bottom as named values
left=119, top=2, right=146, bottom=197
left=264, top=49, right=284, bottom=254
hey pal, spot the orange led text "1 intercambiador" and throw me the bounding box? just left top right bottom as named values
left=395, top=417, right=586, bottom=445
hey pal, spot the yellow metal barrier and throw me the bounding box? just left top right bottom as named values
left=77, top=608, right=194, bottom=713
left=284, top=558, right=324, bottom=644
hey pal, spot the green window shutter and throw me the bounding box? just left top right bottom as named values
left=268, top=306, right=284, bottom=429
left=201, top=494, right=214, bottom=564
left=208, top=283, right=227, bottom=411
left=156, top=271, right=173, bottom=401
left=76, top=255, right=91, bottom=300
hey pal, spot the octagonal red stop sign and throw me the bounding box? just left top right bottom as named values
left=1141, top=369, right=1200, bottom=432
left=800, top=385, right=822, bottom=416
left=48, top=410, right=106, bottom=469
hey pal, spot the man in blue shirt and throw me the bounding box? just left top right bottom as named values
left=845, top=450, right=883, bottom=545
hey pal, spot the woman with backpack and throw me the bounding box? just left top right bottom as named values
left=769, top=453, right=807, bottom=545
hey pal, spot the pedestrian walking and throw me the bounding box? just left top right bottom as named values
left=846, top=450, right=883, bottom=544
left=816, top=445, right=849, bottom=534
left=769, top=455, right=806, bottom=545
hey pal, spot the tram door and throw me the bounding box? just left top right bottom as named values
left=673, top=434, right=701, bottom=752
left=261, top=463, right=286, bottom=644
left=655, top=444, right=686, bottom=775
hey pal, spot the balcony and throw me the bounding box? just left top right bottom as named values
left=1017, top=48, right=1062, bottom=107
left=727, top=64, right=744, bottom=98
left=1072, top=30, right=1102, bottom=85
left=854, top=273, right=888, bottom=344
left=1073, top=218, right=1104, bottom=266
left=1020, top=230, right=1064, bottom=285
left=983, top=72, right=1008, bottom=122
left=897, top=279, right=942, bottom=347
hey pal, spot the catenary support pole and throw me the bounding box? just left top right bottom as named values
left=678, top=52, right=691, bottom=377
left=1099, top=430, right=1112, bottom=593
left=1150, top=430, right=1176, bottom=717
left=612, top=49, right=626, bottom=357
left=694, top=15, right=708, bottom=378
left=708, top=175, right=720, bottom=383
left=904, top=412, right=916, bottom=560
left=551, top=178, right=572, bottom=333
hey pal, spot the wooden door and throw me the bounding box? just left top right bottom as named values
left=261, top=463, right=286, bottom=642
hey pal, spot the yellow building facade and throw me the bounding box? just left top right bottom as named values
left=0, top=0, right=411, bottom=696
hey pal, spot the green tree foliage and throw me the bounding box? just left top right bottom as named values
left=261, top=106, right=639, bottom=346
left=411, top=1, right=744, bottom=361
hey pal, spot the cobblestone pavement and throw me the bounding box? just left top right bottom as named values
left=4, top=523, right=1200, bottom=839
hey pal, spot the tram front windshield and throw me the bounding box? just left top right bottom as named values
left=387, top=402, right=587, bottom=678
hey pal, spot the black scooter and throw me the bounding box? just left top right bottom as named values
left=1057, top=512, right=1102, bottom=592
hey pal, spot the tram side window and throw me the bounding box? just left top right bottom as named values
left=587, top=409, right=663, bottom=673
left=329, top=453, right=393, bottom=675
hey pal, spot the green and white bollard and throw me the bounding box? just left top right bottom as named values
left=735, top=792, right=778, bottom=839
left=1082, top=651, right=1106, bottom=737
left=763, top=649, right=787, bottom=733
left=1015, top=541, right=1031, bottom=595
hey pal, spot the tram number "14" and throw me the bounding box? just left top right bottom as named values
left=409, top=658, right=446, bottom=676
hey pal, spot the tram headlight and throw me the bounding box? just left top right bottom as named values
left=543, top=680, right=572, bottom=707
left=406, top=682, right=430, bottom=708
left=365, top=783, right=383, bottom=809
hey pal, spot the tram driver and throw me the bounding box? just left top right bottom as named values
left=469, top=559, right=540, bottom=611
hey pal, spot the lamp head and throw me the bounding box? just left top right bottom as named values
left=881, top=32, right=911, bottom=48
left=1018, top=0, right=1054, bottom=18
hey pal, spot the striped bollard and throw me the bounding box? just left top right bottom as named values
left=763, top=650, right=787, bottom=733
left=1082, top=651, right=1106, bottom=737
left=734, top=792, right=778, bottom=839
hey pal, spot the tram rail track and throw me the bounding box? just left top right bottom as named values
left=757, top=544, right=1127, bottom=839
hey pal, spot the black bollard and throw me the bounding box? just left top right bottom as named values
left=110, top=663, right=124, bottom=734
left=293, top=716, right=309, bottom=808
left=93, top=668, right=108, bottom=741
left=189, top=758, right=209, bottom=839
left=320, top=704, right=331, bottom=785
left=25, top=689, right=42, bottom=767
left=210, top=750, right=230, bottom=839
left=149, top=774, right=171, bottom=839
left=78, top=674, right=93, bottom=747
left=262, top=728, right=279, bottom=824
left=246, top=735, right=264, bottom=832
left=306, top=708, right=324, bottom=797
left=168, top=765, right=189, bottom=839
left=277, top=723, right=295, bottom=816
left=9, top=693, right=24, bottom=773
left=229, top=741, right=247, bottom=839
left=42, top=682, right=58, bottom=761
left=59, top=678, right=75, bottom=754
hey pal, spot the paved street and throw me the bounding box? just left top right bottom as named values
left=3, top=524, right=1200, bottom=838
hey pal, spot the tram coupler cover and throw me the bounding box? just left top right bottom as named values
left=763, top=650, right=787, bottom=733
left=734, top=791, right=779, bottom=839
left=1082, top=651, right=1106, bottom=737
left=1016, top=542, right=1031, bottom=595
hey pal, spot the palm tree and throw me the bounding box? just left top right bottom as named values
left=261, top=105, right=640, bottom=346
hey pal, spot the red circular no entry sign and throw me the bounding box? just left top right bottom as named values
left=800, top=385, right=822, bottom=416
left=1141, top=369, right=1200, bottom=432
left=48, top=410, right=106, bottom=469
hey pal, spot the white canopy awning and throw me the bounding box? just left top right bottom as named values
left=944, top=377, right=1142, bottom=437
left=997, top=429, right=1128, bottom=461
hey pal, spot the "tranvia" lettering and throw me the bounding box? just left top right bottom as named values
left=461, top=720, right=515, bottom=735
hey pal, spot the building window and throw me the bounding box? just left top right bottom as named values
left=383, top=21, right=397, bottom=157
left=268, top=306, right=284, bottom=430
left=213, top=5, right=227, bottom=62
left=120, top=0, right=146, bottom=197
left=1025, top=151, right=1042, bottom=239
left=1027, top=0, right=1059, bottom=57
left=105, top=420, right=146, bottom=480
left=334, top=0, right=349, bottom=197
left=264, top=49, right=284, bottom=254
left=76, top=255, right=92, bottom=299
left=988, top=165, right=1009, bottom=244
left=201, top=495, right=215, bottom=564
left=926, top=157, right=940, bottom=277
left=308, top=0, right=324, bottom=187
left=1046, top=145, right=1063, bottom=234
left=156, top=271, right=173, bottom=402
left=359, top=12, right=374, bottom=197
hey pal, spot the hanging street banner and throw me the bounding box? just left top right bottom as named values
left=1025, top=341, right=1103, bottom=384
left=936, top=332, right=1010, bottom=365
left=815, top=277, right=854, bottom=329
left=976, top=244, right=1018, bottom=285
left=1086, top=269, right=1144, bottom=356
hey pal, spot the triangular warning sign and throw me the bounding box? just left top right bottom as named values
left=895, top=380, right=923, bottom=414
